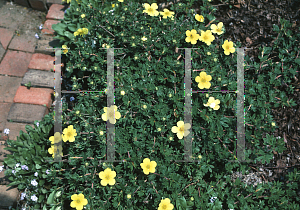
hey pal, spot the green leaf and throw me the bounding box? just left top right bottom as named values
left=4, top=158, right=16, bottom=169
left=36, top=164, right=42, bottom=169
left=6, top=181, right=21, bottom=187
left=47, top=190, right=56, bottom=205
left=52, top=22, right=68, bottom=35
left=64, top=31, right=74, bottom=39
left=67, top=24, right=77, bottom=32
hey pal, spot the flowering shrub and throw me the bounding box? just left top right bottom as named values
left=2, top=0, right=300, bottom=209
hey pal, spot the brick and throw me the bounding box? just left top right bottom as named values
left=46, top=4, right=65, bottom=20
left=28, top=53, right=63, bottom=71
left=0, top=122, right=35, bottom=142
left=0, top=28, right=14, bottom=50
left=21, top=69, right=55, bottom=89
left=0, top=50, right=32, bottom=77
left=8, top=32, right=37, bottom=53
left=13, top=86, right=54, bottom=108
left=41, top=19, right=60, bottom=36
left=35, top=35, right=61, bottom=55
left=0, top=75, right=23, bottom=103
left=7, top=104, right=49, bottom=125
left=0, top=103, right=13, bottom=133
left=13, top=0, right=31, bottom=8
left=28, top=0, right=48, bottom=12
left=0, top=185, right=20, bottom=209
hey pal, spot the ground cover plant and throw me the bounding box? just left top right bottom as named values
left=1, top=0, right=300, bottom=209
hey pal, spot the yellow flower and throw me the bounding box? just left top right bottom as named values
left=70, top=194, right=88, bottom=210
left=74, top=28, right=88, bottom=37
left=206, top=94, right=209, bottom=98
left=191, top=197, right=194, bottom=201
left=121, top=90, right=125, bottom=95
left=49, top=132, right=62, bottom=144
left=211, top=22, right=224, bottom=35
left=143, top=105, right=147, bottom=109
left=82, top=28, right=88, bottom=34
left=159, top=8, right=175, bottom=19
left=204, top=97, right=221, bottom=110
left=185, top=29, right=200, bottom=45
left=81, top=14, right=85, bottom=18
left=207, top=52, right=211, bottom=55
left=99, top=131, right=104, bottom=135
left=141, top=36, right=147, bottom=41
left=48, top=145, right=63, bottom=158
left=62, top=45, right=68, bottom=54
left=169, top=137, right=173, bottom=141
left=112, top=4, right=115, bottom=8
left=222, top=40, right=235, bottom=55
left=118, top=0, right=124, bottom=2
left=140, top=158, right=157, bottom=175
left=199, top=30, right=215, bottom=46
left=157, top=127, right=161, bottom=131
left=76, top=110, right=80, bottom=115
left=195, top=72, right=212, bottom=89
left=171, top=121, right=191, bottom=139
left=158, top=198, right=174, bottom=210
left=62, top=125, right=77, bottom=142
left=271, top=122, right=276, bottom=126
left=195, top=14, right=204, bottom=22
left=143, top=3, right=159, bottom=16
left=101, top=105, right=121, bottom=124
left=198, top=155, right=202, bottom=159
left=168, top=93, right=172, bottom=97
left=127, top=194, right=131, bottom=199
left=99, top=168, right=116, bottom=186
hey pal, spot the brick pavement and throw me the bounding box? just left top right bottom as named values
left=0, top=2, right=66, bottom=209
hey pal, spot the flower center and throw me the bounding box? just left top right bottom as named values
left=201, top=78, right=206, bottom=83
left=146, top=164, right=151, bottom=169
left=179, top=126, right=184, bottom=132
left=77, top=199, right=81, bottom=204
left=210, top=102, right=216, bottom=108
left=105, top=175, right=110, bottom=180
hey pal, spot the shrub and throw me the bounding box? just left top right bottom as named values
left=2, top=0, right=300, bottom=209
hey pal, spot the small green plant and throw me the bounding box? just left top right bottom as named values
left=24, top=81, right=32, bottom=89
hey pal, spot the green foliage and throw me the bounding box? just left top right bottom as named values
left=2, top=0, right=300, bottom=209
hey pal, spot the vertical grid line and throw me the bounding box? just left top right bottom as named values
left=54, top=49, right=62, bottom=162
left=237, top=48, right=245, bottom=162
left=107, top=48, right=115, bottom=162
left=184, top=49, right=193, bottom=162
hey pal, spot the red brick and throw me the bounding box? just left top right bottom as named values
left=28, top=53, right=64, bottom=71
left=28, top=0, right=47, bottom=12
left=46, top=4, right=65, bottom=20
left=8, top=33, right=37, bottom=53
left=41, top=20, right=60, bottom=36
left=13, top=86, right=54, bottom=108
left=0, top=28, right=14, bottom=50
left=0, top=50, right=32, bottom=77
